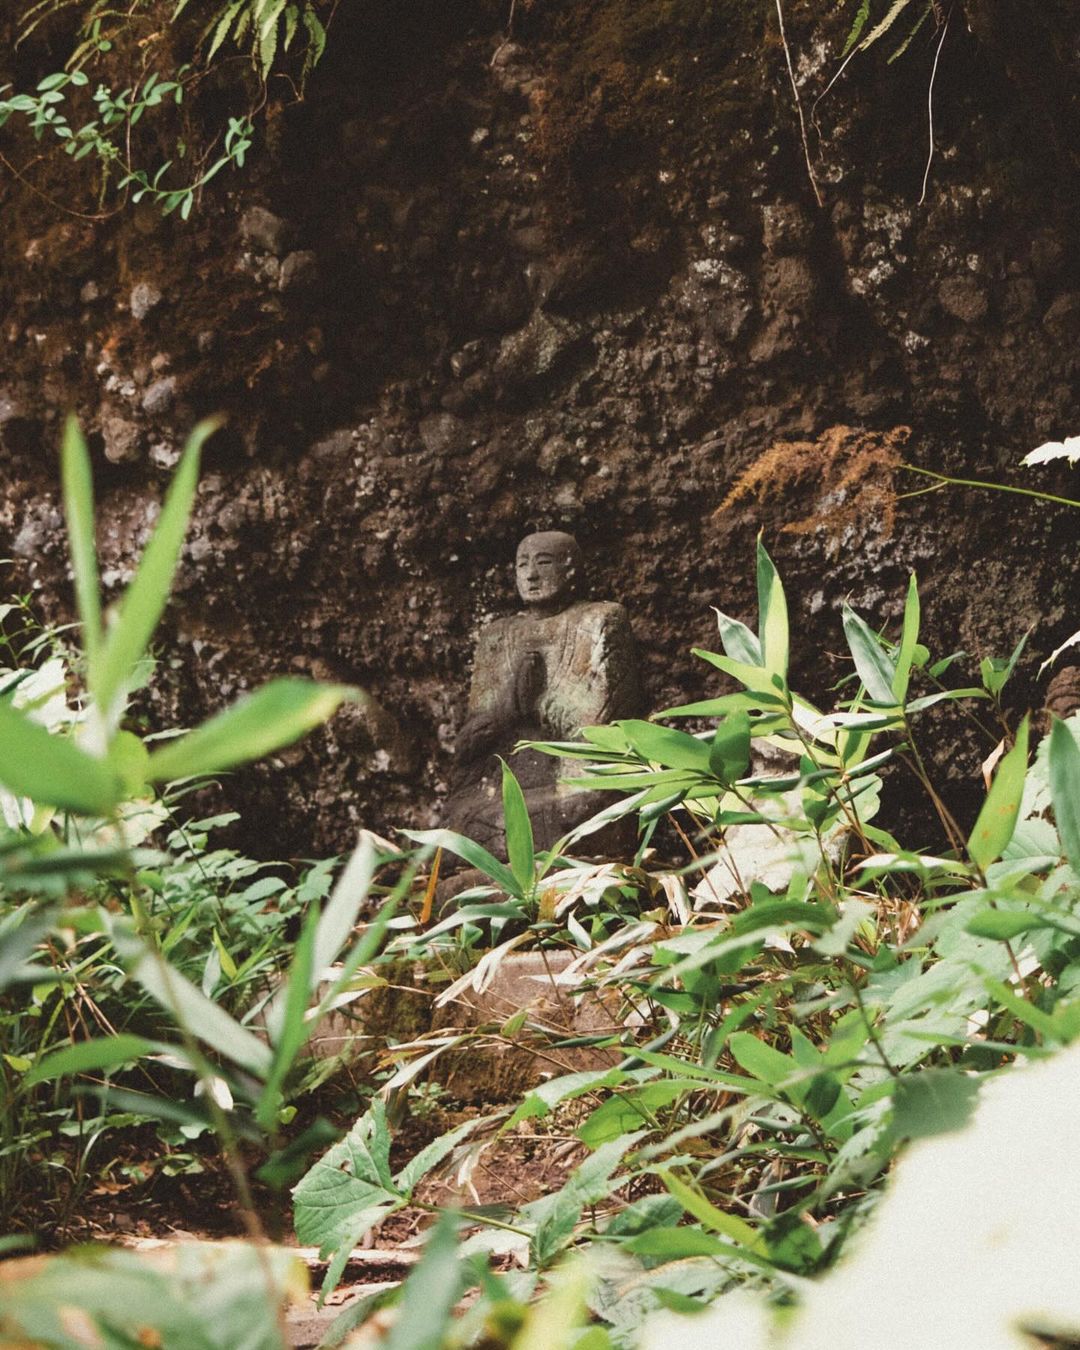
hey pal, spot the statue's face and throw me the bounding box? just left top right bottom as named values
left=516, top=533, right=578, bottom=607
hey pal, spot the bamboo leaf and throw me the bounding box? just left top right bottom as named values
left=1049, top=718, right=1080, bottom=874
left=0, top=703, right=120, bottom=814
left=94, top=419, right=221, bottom=724
left=383, top=1213, right=464, bottom=1350
left=969, top=717, right=1029, bottom=870
left=892, top=573, right=920, bottom=702
left=128, top=946, right=272, bottom=1078
left=148, top=678, right=354, bottom=782
left=658, top=1169, right=765, bottom=1252
left=618, top=719, right=712, bottom=772
left=256, top=906, right=317, bottom=1130
left=501, top=761, right=535, bottom=895
left=756, top=535, right=789, bottom=683
left=842, top=603, right=897, bottom=704
left=25, top=1033, right=155, bottom=1086
left=714, top=608, right=762, bottom=666
left=60, top=416, right=102, bottom=669
left=403, top=828, right=520, bottom=898
left=310, top=833, right=378, bottom=978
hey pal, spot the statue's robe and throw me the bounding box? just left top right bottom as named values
left=445, top=600, right=643, bottom=855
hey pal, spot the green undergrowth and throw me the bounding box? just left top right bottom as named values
left=2, top=421, right=1080, bottom=1345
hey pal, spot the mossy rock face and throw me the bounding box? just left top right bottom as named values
left=306, top=958, right=434, bottom=1063
left=430, top=950, right=623, bottom=1105
left=307, top=950, right=622, bottom=1105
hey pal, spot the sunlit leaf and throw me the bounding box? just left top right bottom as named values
left=1049, top=718, right=1080, bottom=874
left=842, top=604, right=897, bottom=705
left=25, top=1033, right=154, bottom=1086
left=0, top=703, right=119, bottom=814
left=60, top=416, right=102, bottom=668
left=968, top=717, right=1029, bottom=870
left=148, top=678, right=354, bottom=782
left=756, top=535, right=789, bottom=683
left=502, top=760, right=535, bottom=895
left=94, top=418, right=221, bottom=723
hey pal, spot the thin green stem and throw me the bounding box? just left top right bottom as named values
left=900, top=464, right=1080, bottom=512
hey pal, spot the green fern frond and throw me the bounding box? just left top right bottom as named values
left=206, top=0, right=246, bottom=64
left=858, top=0, right=916, bottom=53
left=842, top=0, right=872, bottom=58
left=888, top=0, right=934, bottom=62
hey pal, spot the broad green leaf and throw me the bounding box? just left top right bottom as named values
left=506, top=1067, right=634, bottom=1129
left=127, top=944, right=272, bottom=1078
left=60, top=416, right=102, bottom=666
left=985, top=978, right=1061, bottom=1043
left=764, top=1211, right=824, bottom=1274
left=692, top=648, right=786, bottom=701
left=618, top=719, right=711, bottom=771
left=0, top=1243, right=304, bottom=1350
left=756, top=536, right=789, bottom=682
left=804, top=1072, right=842, bottom=1121
left=892, top=573, right=920, bottom=702
left=529, top=1133, right=644, bottom=1269
left=714, top=608, right=762, bottom=666
left=658, top=1169, right=765, bottom=1252
left=25, top=1033, right=154, bottom=1086
left=657, top=691, right=785, bottom=719
left=892, top=1068, right=981, bottom=1140
left=149, top=678, right=354, bottom=782
left=708, top=710, right=751, bottom=783
left=728, top=1031, right=796, bottom=1089
left=93, top=418, right=220, bottom=722
left=502, top=760, right=535, bottom=894
left=842, top=604, right=897, bottom=704
left=0, top=907, right=55, bottom=996
left=578, top=1080, right=699, bottom=1147
left=384, top=1213, right=463, bottom=1350
left=293, top=1100, right=399, bottom=1252
left=980, top=629, right=1031, bottom=698
left=622, top=1226, right=738, bottom=1260
left=965, top=909, right=1050, bottom=941
left=106, top=729, right=150, bottom=795
left=580, top=724, right=630, bottom=752
left=0, top=703, right=120, bottom=814
left=404, top=828, right=520, bottom=898
left=1049, top=718, right=1080, bottom=874
left=969, top=717, right=1029, bottom=871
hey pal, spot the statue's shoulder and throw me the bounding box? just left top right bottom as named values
left=568, top=599, right=631, bottom=632
left=473, top=613, right=517, bottom=652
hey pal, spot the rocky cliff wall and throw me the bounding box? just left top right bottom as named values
left=2, top=0, right=1078, bottom=855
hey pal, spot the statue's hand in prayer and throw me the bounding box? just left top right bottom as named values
left=513, top=648, right=545, bottom=719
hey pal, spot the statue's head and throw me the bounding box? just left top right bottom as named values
left=515, top=531, right=582, bottom=610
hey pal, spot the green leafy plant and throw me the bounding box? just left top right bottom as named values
left=288, top=538, right=1080, bottom=1347
left=7, top=0, right=330, bottom=215
left=841, top=0, right=938, bottom=63
left=174, top=0, right=330, bottom=82
left=0, top=415, right=387, bottom=1228
left=8, top=509, right=1080, bottom=1350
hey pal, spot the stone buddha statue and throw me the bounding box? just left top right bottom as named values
left=444, top=531, right=643, bottom=856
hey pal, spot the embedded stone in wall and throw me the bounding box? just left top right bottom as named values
left=239, top=205, right=293, bottom=257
